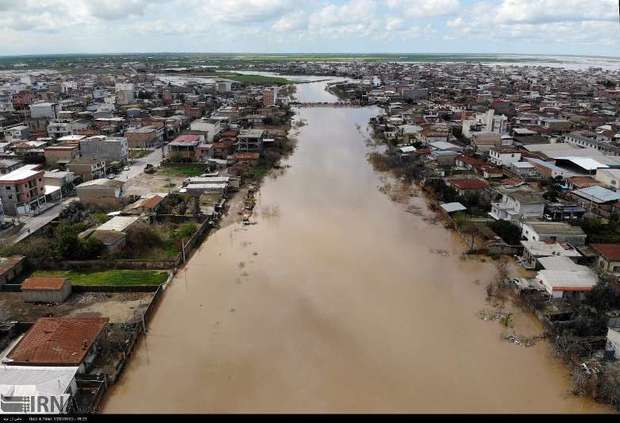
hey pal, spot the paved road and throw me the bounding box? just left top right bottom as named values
left=3, top=147, right=166, bottom=246
left=116, top=147, right=165, bottom=182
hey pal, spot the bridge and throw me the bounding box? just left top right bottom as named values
left=291, top=101, right=365, bottom=108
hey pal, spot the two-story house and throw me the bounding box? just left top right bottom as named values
left=490, top=190, right=546, bottom=224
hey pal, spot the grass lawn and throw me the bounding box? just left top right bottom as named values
left=32, top=270, right=169, bottom=286
left=158, top=163, right=206, bottom=177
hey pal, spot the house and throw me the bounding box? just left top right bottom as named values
left=520, top=241, right=582, bottom=270
left=29, top=102, right=58, bottom=120
left=0, top=166, right=46, bottom=216
left=236, top=129, right=264, bottom=152
left=168, top=134, right=202, bottom=161
left=95, top=215, right=139, bottom=233
left=569, top=185, right=620, bottom=219
left=75, top=178, right=124, bottom=208
left=543, top=203, right=586, bottom=222
left=446, top=178, right=490, bottom=196
left=3, top=317, right=108, bottom=374
left=521, top=221, right=587, bottom=246
left=595, top=168, right=620, bottom=190
left=44, top=170, right=75, bottom=191
left=44, top=145, right=80, bottom=167
left=489, top=147, right=522, bottom=167
left=490, top=190, right=545, bottom=223
left=0, top=255, right=25, bottom=285
left=471, top=132, right=501, bottom=153
left=21, top=277, right=72, bottom=303
left=3, top=125, right=31, bottom=143
left=535, top=266, right=598, bottom=299
left=125, top=126, right=162, bottom=148
left=67, top=158, right=106, bottom=182
left=80, top=136, right=128, bottom=164
left=0, top=159, right=22, bottom=175
left=591, top=244, right=620, bottom=276
left=510, top=161, right=539, bottom=178
left=123, top=194, right=165, bottom=216
left=190, top=118, right=224, bottom=143
left=567, top=176, right=600, bottom=190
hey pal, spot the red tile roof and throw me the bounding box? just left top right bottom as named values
left=448, top=178, right=490, bottom=191
left=457, top=155, right=487, bottom=168
left=172, top=134, right=201, bottom=144
left=21, top=277, right=67, bottom=291
left=591, top=244, right=620, bottom=261
left=6, top=317, right=108, bottom=366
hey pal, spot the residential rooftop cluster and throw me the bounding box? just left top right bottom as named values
left=0, top=60, right=296, bottom=413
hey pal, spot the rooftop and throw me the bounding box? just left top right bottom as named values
left=590, top=244, right=620, bottom=262
left=5, top=317, right=108, bottom=366
left=447, top=178, right=489, bottom=190
left=0, top=256, right=25, bottom=277
left=21, top=277, right=67, bottom=291
left=0, top=166, right=43, bottom=183
left=96, top=216, right=139, bottom=232
left=524, top=221, right=586, bottom=237
left=572, top=185, right=620, bottom=204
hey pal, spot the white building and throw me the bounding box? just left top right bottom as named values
left=462, top=110, right=508, bottom=139
left=489, top=147, right=522, bottom=167
left=490, top=190, right=546, bottom=223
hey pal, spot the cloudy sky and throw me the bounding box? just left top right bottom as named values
left=0, top=0, right=618, bottom=56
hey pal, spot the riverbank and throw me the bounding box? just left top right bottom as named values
left=101, top=78, right=608, bottom=413
left=360, top=97, right=617, bottom=410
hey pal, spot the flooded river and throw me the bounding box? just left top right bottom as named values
left=104, top=80, right=607, bottom=413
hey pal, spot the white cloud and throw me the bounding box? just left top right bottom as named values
left=387, top=0, right=461, bottom=17
left=445, top=0, right=619, bottom=47
left=0, top=0, right=617, bottom=55
left=272, top=11, right=308, bottom=32
left=85, top=0, right=157, bottom=20
left=204, top=0, right=293, bottom=25
left=493, top=0, right=617, bottom=24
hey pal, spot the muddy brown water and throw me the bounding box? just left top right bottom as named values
left=104, top=81, right=608, bottom=413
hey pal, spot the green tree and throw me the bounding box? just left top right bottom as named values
left=489, top=220, right=522, bottom=245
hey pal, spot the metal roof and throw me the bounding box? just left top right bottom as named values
left=557, top=157, right=609, bottom=171
left=572, top=185, right=620, bottom=204
left=440, top=202, right=467, bottom=213
left=97, top=216, right=139, bottom=232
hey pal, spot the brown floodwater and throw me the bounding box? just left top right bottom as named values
left=104, top=81, right=609, bottom=413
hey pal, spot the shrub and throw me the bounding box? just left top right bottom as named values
left=170, top=223, right=197, bottom=241
left=125, top=224, right=163, bottom=253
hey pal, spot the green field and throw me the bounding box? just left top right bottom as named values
left=220, top=73, right=291, bottom=86
left=158, top=163, right=206, bottom=177
left=32, top=270, right=169, bottom=286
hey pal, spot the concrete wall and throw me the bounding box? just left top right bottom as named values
left=23, top=282, right=72, bottom=303
left=608, top=328, right=620, bottom=360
